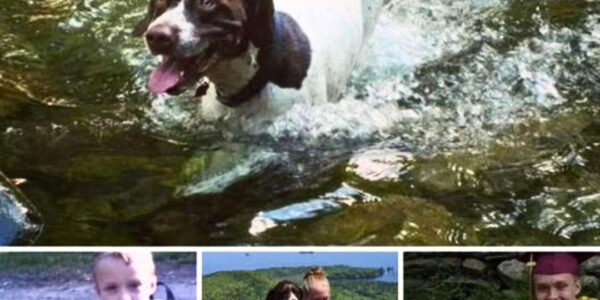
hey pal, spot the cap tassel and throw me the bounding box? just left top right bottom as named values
left=526, top=253, right=536, bottom=300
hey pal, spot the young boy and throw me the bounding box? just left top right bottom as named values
left=529, top=252, right=597, bottom=300
left=93, top=252, right=158, bottom=300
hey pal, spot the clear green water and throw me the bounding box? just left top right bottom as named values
left=1, top=0, right=600, bottom=245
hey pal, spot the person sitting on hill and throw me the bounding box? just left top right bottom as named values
left=303, top=267, right=330, bottom=300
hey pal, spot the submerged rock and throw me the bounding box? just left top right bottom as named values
left=248, top=183, right=381, bottom=236
left=176, top=144, right=284, bottom=197
left=0, top=171, right=42, bottom=245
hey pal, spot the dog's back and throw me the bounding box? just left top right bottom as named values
left=272, top=0, right=383, bottom=103
left=199, top=0, right=385, bottom=130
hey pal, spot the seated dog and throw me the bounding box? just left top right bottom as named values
left=134, top=0, right=384, bottom=125
left=266, top=280, right=303, bottom=300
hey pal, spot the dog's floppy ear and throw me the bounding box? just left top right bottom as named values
left=247, top=0, right=274, bottom=48
left=132, top=1, right=156, bottom=37
left=265, top=288, right=277, bottom=300
left=296, top=287, right=303, bottom=300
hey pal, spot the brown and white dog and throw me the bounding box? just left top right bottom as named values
left=265, top=280, right=303, bottom=300
left=135, top=0, right=384, bottom=127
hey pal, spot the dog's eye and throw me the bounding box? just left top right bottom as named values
left=197, top=0, right=216, bottom=9
left=155, top=0, right=168, bottom=13
left=156, top=0, right=167, bottom=8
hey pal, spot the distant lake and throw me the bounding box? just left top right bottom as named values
left=203, top=252, right=398, bottom=282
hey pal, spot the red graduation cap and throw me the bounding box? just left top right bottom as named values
left=520, top=252, right=597, bottom=275
left=533, top=252, right=579, bottom=275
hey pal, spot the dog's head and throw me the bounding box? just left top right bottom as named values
left=133, top=0, right=274, bottom=95
left=266, top=280, right=303, bottom=300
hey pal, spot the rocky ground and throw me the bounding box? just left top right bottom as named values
left=0, top=261, right=196, bottom=300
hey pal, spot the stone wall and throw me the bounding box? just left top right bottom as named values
left=404, top=253, right=600, bottom=298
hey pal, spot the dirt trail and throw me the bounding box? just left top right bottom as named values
left=0, top=262, right=196, bottom=300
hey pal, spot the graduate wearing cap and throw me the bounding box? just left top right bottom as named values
left=527, top=253, right=598, bottom=300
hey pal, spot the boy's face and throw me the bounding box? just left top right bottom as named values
left=95, top=257, right=157, bottom=300
left=534, top=273, right=581, bottom=300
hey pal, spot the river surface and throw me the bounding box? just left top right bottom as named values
left=1, top=0, right=600, bottom=245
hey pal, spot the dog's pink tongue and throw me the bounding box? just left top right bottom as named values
left=149, top=58, right=182, bottom=93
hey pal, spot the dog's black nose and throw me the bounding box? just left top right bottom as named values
left=145, top=25, right=177, bottom=55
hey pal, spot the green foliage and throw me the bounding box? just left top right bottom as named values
left=405, top=280, right=510, bottom=300
left=203, top=271, right=275, bottom=300
left=404, top=262, right=529, bottom=300
left=258, top=265, right=384, bottom=282
left=203, top=266, right=397, bottom=300
left=334, top=279, right=397, bottom=300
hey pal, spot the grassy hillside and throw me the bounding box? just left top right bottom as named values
left=202, top=266, right=398, bottom=300
left=203, top=265, right=397, bottom=300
